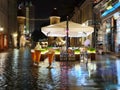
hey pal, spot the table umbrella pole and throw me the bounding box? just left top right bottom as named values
left=66, top=16, right=69, bottom=61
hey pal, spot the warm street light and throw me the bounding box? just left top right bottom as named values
left=0, top=26, right=4, bottom=32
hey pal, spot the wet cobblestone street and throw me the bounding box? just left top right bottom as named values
left=0, top=47, right=120, bottom=90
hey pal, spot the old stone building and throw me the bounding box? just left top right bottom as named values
left=0, top=0, right=17, bottom=50
left=94, top=0, right=120, bottom=53
left=71, top=0, right=94, bottom=47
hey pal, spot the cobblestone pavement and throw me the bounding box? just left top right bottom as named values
left=0, top=47, right=120, bottom=90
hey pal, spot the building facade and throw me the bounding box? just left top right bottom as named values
left=48, top=8, right=61, bottom=46
left=17, top=1, right=35, bottom=48
left=71, top=0, right=95, bottom=47
left=0, top=0, right=17, bottom=51
left=94, top=0, right=120, bottom=53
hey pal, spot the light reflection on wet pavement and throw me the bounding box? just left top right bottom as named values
left=0, top=47, right=120, bottom=90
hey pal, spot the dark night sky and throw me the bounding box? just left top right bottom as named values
left=32, top=0, right=83, bottom=18
left=32, top=0, right=84, bottom=28
left=18, top=0, right=84, bottom=28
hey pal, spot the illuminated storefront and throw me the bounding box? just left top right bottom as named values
left=0, top=0, right=17, bottom=50
left=102, top=17, right=116, bottom=52
left=116, top=16, right=120, bottom=52
left=97, top=0, right=120, bottom=52
left=0, top=27, right=8, bottom=51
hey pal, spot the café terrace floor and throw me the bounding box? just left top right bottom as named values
left=0, top=47, right=120, bottom=90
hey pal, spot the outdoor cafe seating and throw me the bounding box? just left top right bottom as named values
left=31, top=42, right=96, bottom=65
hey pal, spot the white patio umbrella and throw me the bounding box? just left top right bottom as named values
left=41, top=21, right=94, bottom=37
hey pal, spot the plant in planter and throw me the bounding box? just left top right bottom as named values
left=87, top=47, right=96, bottom=60
left=87, top=47, right=96, bottom=53
left=74, top=49, right=80, bottom=54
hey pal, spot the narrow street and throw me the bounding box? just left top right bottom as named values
left=0, top=47, right=120, bottom=90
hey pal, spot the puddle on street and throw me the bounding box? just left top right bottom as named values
left=0, top=48, right=120, bottom=90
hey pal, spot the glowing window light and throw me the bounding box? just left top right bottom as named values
left=106, top=5, right=112, bottom=10
left=0, top=27, right=3, bottom=31
left=113, top=12, right=120, bottom=19
left=13, top=33, right=18, bottom=37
